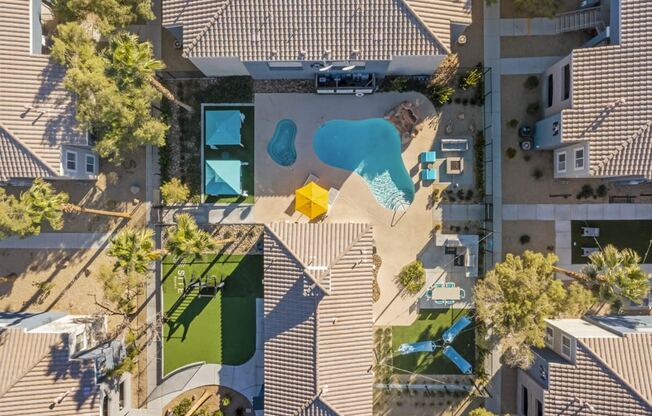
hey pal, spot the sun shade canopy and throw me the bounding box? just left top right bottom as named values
left=205, top=159, right=242, bottom=196
left=295, top=181, right=328, bottom=220
left=205, top=110, right=242, bottom=146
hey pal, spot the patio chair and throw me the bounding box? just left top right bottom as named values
left=420, top=151, right=437, bottom=164
left=435, top=300, right=445, bottom=305
left=426, top=290, right=433, bottom=298
left=241, top=190, right=249, bottom=197
left=241, top=161, right=249, bottom=166
left=460, top=289, right=466, bottom=299
left=303, top=173, right=320, bottom=186
left=445, top=282, right=455, bottom=288
left=445, top=300, right=455, bottom=305
left=581, top=227, right=600, bottom=237
left=421, top=169, right=436, bottom=181
left=328, top=187, right=340, bottom=210
left=435, top=283, right=444, bottom=288
left=582, top=247, right=600, bottom=257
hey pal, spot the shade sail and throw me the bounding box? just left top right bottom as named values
left=205, top=110, right=242, bottom=146
left=295, top=181, right=328, bottom=220
left=205, top=160, right=242, bottom=196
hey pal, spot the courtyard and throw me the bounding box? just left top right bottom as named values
left=570, top=220, right=652, bottom=264
left=161, top=253, right=263, bottom=375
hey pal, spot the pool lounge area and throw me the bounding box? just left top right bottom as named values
left=202, top=105, right=255, bottom=204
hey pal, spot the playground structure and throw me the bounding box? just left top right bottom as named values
left=397, top=316, right=473, bottom=374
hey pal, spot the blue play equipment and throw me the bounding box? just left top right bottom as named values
left=443, top=346, right=472, bottom=375
left=442, top=315, right=472, bottom=344
left=397, top=316, right=473, bottom=374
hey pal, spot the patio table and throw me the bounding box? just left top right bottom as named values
left=429, top=286, right=462, bottom=301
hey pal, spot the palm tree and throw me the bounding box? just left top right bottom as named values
left=165, top=213, right=233, bottom=261
left=554, top=245, right=650, bottom=304
left=108, top=33, right=193, bottom=113
left=108, top=227, right=166, bottom=274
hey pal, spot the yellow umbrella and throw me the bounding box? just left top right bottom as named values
left=295, top=181, right=329, bottom=219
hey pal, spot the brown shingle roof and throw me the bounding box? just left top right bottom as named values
left=561, top=0, right=652, bottom=179
left=263, top=223, right=374, bottom=416
left=0, top=0, right=86, bottom=181
left=163, top=0, right=461, bottom=60
left=0, top=328, right=99, bottom=416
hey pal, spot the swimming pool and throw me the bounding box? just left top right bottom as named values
left=313, top=119, right=415, bottom=210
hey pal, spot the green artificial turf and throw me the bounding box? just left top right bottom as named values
left=392, top=309, right=475, bottom=375
left=161, top=254, right=263, bottom=375
left=203, top=105, right=255, bottom=204
left=571, top=220, right=652, bottom=264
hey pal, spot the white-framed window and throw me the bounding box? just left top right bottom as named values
left=574, top=148, right=585, bottom=170
left=74, top=332, right=85, bottom=352
left=85, top=154, right=96, bottom=174
left=556, top=151, right=567, bottom=173
left=66, top=150, right=77, bottom=172
left=545, top=327, right=554, bottom=347
left=561, top=334, right=572, bottom=359
left=267, top=61, right=303, bottom=69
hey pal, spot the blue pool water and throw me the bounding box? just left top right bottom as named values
left=313, top=119, right=415, bottom=210
left=267, top=119, right=297, bottom=166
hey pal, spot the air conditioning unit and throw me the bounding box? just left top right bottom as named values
left=173, top=40, right=182, bottom=49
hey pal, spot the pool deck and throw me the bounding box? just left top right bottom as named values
left=253, top=92, right=441, bottom=325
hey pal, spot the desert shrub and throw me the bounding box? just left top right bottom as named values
left=576, top=184, right=594, bottom=199
left=507, top=119, right=519, bottom=128
left=427, top=84, right=455, bottom=107
left=172, top=398, right=193, bottom=416
left=506, top=147, right=517, bottom=159
left=454, top=97, right=461, bottom=104
left=372, top=278, right=381, bottom=302
left=430, top=53, right=459, bottom=86
left=222, top=395, right=231, bottom=407
left=459, top=67, right=482, bottom=90
left=523, top=154, right=531, bottom=162
left=596, top=184, right=608, bottom=197
left=212, top=411, right=225, bottom=416
left=161, top=178, right=190, bottom=205
left=531, top=168, right=544, bottom=180
left=524, top=75, right=540, bottom=90
left=526, top=102, right=540, bottom=115
left=519, top=235, right=531, bottom=245
left=397, top=260, right=425, bottom=294
left=462, top=98, right=469, bottom=105
left=387, top=76, right=409, bottom=92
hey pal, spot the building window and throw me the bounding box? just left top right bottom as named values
left=85, top=155, right=96, bottom=174
left=557, top=151, right=566, bottom=173
left=74, top=332, right=85, bottom=352
left=119, top=381, right=125, bottom=410
left=561, top=335, right=572, bottom=358
left=563, top=64, right=570, bottom=100
left=545, top=327, right=553, bottom=347
left=267, top=61, right=303, bottom=70
left=537, top=399, right=543, bottom=416
left=102, top=395, right=109, bottom=416
left=574, top=148, right=584, bottom=170
left=66, top=151, right=77, bottom=172
left=547, top=74, right=553, bottom=108
left=522, top=385, right=529, bottom=416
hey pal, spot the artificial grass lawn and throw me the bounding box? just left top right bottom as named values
left=571, top=220, right=652, bottom=264
left=392, top=309, right=475, bottom=375
left=161, top=254, right=263, bottom=375
left=204, top=105, right=255, bottom=204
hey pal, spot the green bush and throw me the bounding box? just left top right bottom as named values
left=398, top=260, right=425, bottom=294
left=387, top=76, right=409, bottom=92
left=596, top=184, right=608, bottom=197
left=524, top=75, right=540, bottom=90
left=459, top=67, right=482, bottom=90
left=172, top=398, right=193, bottom=416
left=531, top=167, right=544, bottom=180
left=427, top=84, right=455, bottom=107
left=526, top=102, right=540, bottom=115
left=222, top=395, right=231, bottom=407
left=469, top=408, right=497, bottom=416
left=506, top=147, right=517, bottom=159
left=519, top=234, right=531, bottom=245
left=507, top=119, right=519, bottom=128
left=161, top=178, right=190, bottom=205
left=212, top=411, right=225, bottom=416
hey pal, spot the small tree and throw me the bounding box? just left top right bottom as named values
left=52, top=0, right=155, bottom=35
left=160, top=178, right=191, bottom=205
left=398, top=260, right=425, bottom=294
left=97, top=264, right=146, bottom=317
left=108, top=227, right=165, bottom=274
left=475, top=251, right=594, bottom=369
left=459, top=68, right=482, bottom=90
left=165, top=213, right=217, bottom=261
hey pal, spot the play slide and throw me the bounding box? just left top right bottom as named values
left=398, top=340, right=436, bottom=355
left=442, top=315, right=472, bottom=344
left=443, top=345, right=472, bottom=374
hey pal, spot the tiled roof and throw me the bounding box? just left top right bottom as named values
left=263, top=223, right=374, bottom=416
left=162, top=0, right=475, bottom=60
left=544, top=340, right=652, bottom=415
left=0, top=328, right=99, bottom=416
left=561, top=0, right=652, bottom=179
left=0, top=0, right=86, bottom=181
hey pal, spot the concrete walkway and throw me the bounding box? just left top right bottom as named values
left=146, top=299, right=264, bottom=412
left=503, top=203, right=652, bottom=221
left=500, top=18, right=558, bottom=36
left=0, top=232, right=112, bottom=249
left=500, top=57, right=562, bottom=75
left=160, top=205, right=255, bottom=225
left=435, top=204, right=485, bottom=222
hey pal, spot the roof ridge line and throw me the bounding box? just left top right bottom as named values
left=576, top=338, right=652, bottom=411
left=0, top=122, right=58, bottom=178
left=328, top=224, right=373, bottom=273
left=183, top=0, right=232, bottom=58
left=264, top=224, right=330, bottom=296
left=592, top=119, right=652, bottom=175
left=398, top=0, right=450, bottom=54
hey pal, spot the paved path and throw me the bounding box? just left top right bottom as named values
left=0, top=232, right=112, bottom=249
left=500, top=18, right=558, bottom=36
left=502, top=203, right=652, bottom=221
left=434, top=204, right=485, bottom=222
left=160, top=205, right=255, bottom=225
left=500, top=56, right=562, bottom=75
left=146, top=299, right=264, bottom=413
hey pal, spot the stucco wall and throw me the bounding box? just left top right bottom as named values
left=190, top=57, right=250, bottom=76
left=387, top=55, right=444, bottom=75
left=553, top=142, right=590, bottom=179
left=517, top=370, right=546, bottom=416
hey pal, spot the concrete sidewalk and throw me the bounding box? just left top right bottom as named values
left=0, top=233, right=112, bottom=249
left=500, top=18, right=558, bottom=36
left=500, top=56, right=562, bottom=75
left=503, top=203, right=652, bottom=221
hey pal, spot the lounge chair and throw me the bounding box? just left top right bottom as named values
left=435, top=283, right=444, bottom=288
left=241, top=190, right=249, bottom=197
left=445, top=282, right=455, bottom=288
left=328, top=187, right=340, bottom=210
left=445, top=300, right=455, bottom=305
left=421, top=169, right=436, bottom=181
left=460, top=288, right=466, bottom=299
left=303, top=173, right=319, bottom=186
left=435, top=300, right=445, bottom=305
left=582, top=247, right=599, bottom=257
left=581, top=227, right=600, bottom=237
left=420, top=151, right=437, bottom=164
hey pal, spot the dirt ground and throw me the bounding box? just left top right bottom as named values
left=500, top=31, right=592, bottom=58
left=500, top=75, right=652, bottom=204
left=162, top=385, right=252, bottom=416
left=501, top=0, right=587, bottom=19
left=502, top=220, right=556, bottom=259
left=451, top=0, right=484, bottom=68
